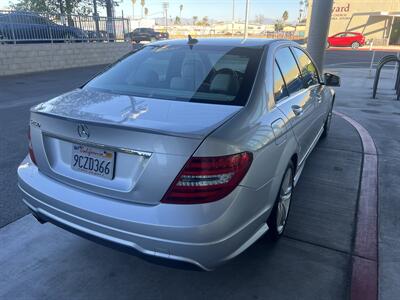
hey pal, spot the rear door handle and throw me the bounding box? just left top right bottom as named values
left=292, top=105, right=303, bottom=116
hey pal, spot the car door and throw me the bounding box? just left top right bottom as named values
left=332, top=33, right=347, bottom=46
left=291, top=47, right=327, bottom=136
left=273, top=46, right=316, bottom=162
left=346, top=33, right=358, bottom=46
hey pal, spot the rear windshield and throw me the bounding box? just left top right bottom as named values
left=85, top=44, right=263, bottom=106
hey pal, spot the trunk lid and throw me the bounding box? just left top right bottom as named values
left=30, top=89, right=241, bottom=205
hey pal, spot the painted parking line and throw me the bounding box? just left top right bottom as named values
left=334, top=111, right=378, bottom=300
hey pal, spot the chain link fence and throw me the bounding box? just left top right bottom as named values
left=0, top=10, right=130, bottom=43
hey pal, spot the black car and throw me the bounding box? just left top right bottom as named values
left=124, top=27, right=169, bottom=43
left=0, top=12, right=86, bottom=43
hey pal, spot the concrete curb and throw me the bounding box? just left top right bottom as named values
left=334, top=111, right=378, bottom=300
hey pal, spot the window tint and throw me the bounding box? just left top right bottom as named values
left=273, top=60, right=288, bottom=101
left=85, top=44, right=263, bottom=106
left=291, top=47, right=319, bottom=87
left=275, top=47, right=304, bottom=95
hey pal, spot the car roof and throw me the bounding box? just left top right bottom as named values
left=152, top=38, right=281, bottom=48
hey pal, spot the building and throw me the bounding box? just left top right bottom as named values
left=305, top=0, right=400, bottom=45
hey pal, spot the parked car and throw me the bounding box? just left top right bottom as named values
left=85, top=29, right=108, bottom=41
left=18, top=38, right=340, bottom=270
left=0, top=12, right=86, bottom=43
left=326, top=32, right=366, bottom=49
left=124, top=27, right=169, bottom=43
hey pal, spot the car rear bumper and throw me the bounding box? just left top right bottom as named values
left=18, top=157, right=272, bottom=270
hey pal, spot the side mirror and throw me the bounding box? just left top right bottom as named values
left=324, top=73, right=341, bottom=87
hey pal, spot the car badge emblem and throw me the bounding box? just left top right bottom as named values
left=77, top=124, right=90, bottom=139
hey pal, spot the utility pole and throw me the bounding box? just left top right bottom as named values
left=93, top=0, right=100, bottom=37
left=231, top=0, right=235, bottom=37
left=306, top=0, right=334, bottom=72
left=162, top=2, right=169, bottom=33
left=243, top=0, right=250, bottom=39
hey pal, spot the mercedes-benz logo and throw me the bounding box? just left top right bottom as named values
left=77, top=124, right=90, bottom=139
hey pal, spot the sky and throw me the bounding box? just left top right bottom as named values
left=0, top=0, right=303, bottom=22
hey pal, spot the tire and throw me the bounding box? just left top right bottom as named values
left=267, top=161, right=294, bottom=241
left=321, top=103, right=333, bottom=139
left=351, top=41, right=360, bottom=49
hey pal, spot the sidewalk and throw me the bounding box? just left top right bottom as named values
left=325, top=66, right=400, bottom=300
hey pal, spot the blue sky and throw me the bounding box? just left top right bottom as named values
left=0, top=0, right=302, bottom=22
left=118, top=0, right=301, bottom=22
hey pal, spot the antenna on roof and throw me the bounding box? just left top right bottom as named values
left=187, top=35, right=198, bottom=49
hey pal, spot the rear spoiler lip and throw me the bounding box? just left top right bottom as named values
left=31, top=109, right=212, bottom=140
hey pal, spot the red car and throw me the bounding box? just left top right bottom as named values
left=327, top=32, right=366, bottom=49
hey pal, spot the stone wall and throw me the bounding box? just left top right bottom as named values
left=0, top=42, right=133, bottom=76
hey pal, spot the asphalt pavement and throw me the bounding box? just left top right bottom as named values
left=0, top=65, right=106, bottom=228
left=1, top=49, right=399, bottom=299
left=0, top=114, right=362, bottom=299
left=0, top=49, right=392, bottom=228
left=325, top=49, right=398, bottom=68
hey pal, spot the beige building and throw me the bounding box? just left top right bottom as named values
left=306, top=0, right=400, bottom=45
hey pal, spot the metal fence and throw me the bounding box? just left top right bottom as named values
left=0, top=10, right=130, bottom=43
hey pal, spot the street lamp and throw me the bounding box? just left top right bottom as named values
left=243, top=0, right=250, bottom=39
left=162, top=2, right=169, bottom=33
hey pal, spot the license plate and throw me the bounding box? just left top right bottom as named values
left=71, top=144, right=115, bottom=180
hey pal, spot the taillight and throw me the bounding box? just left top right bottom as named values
left=161, top=152, right=253, bottom=204
left=28, top=128, right=37, bottom=165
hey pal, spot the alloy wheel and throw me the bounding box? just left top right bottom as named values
left=276, top=167, right=293, bottom=234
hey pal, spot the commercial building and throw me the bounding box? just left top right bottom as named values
left=306, top=0, right=400, bottom=45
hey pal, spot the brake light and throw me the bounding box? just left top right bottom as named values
left=161, top=152, right=253, bottom=204
left=28, top=128, right=37, bottom=165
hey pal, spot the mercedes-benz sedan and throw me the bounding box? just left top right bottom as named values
left=18, top=38, right=339, bottom=270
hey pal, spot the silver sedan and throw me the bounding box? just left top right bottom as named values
left=18, top=38, right=340, bottom=270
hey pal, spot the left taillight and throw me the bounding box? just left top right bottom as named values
left=161, top=152, right=253, bottom=204
left=28, top=128, right=37, bottom=165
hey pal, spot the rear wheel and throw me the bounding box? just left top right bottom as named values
left=351, top=41, right=360, bottom=49
left=267, top=162, right=294, bottom=241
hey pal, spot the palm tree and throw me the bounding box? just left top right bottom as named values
left=144, top=7, right=148, bottom=17
left=179, top=4, right=183, bottom=19
left=282, top=10, right=289, bottom=26
left=140, top=0, right=145, bottom=18
left=192, top=16, right=198, bottom=25
left=131, top=0, right=136, bottom=19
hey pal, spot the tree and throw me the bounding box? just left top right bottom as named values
left=255, top=14, right=265, bottom=24
left=174, top=16, right=181, bottom=25
left=144, top=7, right=148, bottom=17
left=192, top=16, right=198, bottom=25
left=140, top=0, right=145, bottom=18
left=131, top=0, right=136, bottom=19
left=10, top=0, right=103, bottom=16
left=274, top=20, right=284, bottom=32
left=202, top=16, right=209, bottom=26
left=179, top=4, right=183, bottom=18
left=282, top=10, right=289, bottom=24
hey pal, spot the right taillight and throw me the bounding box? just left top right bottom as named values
left=161, top=152, right=253, bottom=204
left=28, top=128, right=37, bottom=165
